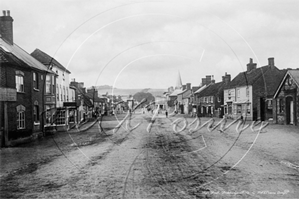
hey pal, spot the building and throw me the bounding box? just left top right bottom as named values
left=196, top=73, right=230, bottom=118
left=194, top=75, right=215, bottom=115
left=177, top=83, right=192, bottom=114
left=31, top=48, right=72, bottom=107
left=70, top=79, right=93, bottom=121
left=274, top=69, right=299, bottom=125
left=0, top=10, right=55, bottom=145
left=223, top=58, right=285, bottom=121
left=31, top=49, right=75, bottom=130
left=167, top=72, right=183, bottom=111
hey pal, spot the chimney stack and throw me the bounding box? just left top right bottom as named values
left=222, top=72, right=231, bottom=84
left=247, top=58, right=257, bottom=72
left=0, top=10, right=14, bottom=45
left=206, top=75, right=212, bottom=84
left=186, top=83, right=191, bottom=90
left=268, top=57, right=274, bottom=67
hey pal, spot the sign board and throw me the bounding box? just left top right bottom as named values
left=0, top=87, right=17, bottom=101
left=63, top=102, right=77, bottom=108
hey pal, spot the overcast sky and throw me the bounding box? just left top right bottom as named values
left=2, top=0, right=299, bottom=89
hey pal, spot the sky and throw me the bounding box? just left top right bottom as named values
left=2, top=0, right=299, bottom=89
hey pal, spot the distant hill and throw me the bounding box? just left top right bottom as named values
left=97, top=87, right=166, bottom=97
left=94, top=85, right=114, bottom=89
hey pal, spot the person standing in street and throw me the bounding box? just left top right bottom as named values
left=165, top=110, right=168, bottom=118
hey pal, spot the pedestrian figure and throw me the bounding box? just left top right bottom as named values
left=165, top=110, right=168, bottom=118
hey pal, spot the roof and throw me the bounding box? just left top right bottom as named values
left=31, top=48, right=71, bottom=74
left=288, top=70, right=299, bottom=86
left=85, top=92, right=106, bottom=103
left=274, top=69, right=299, bottom=98
left=0, top=38, right=54, bottom=73
left=197, top=81, right=225, bottom=97
left=225, top=65, right=286, bottom=97
left=169, top=89, right=183, bottom=96
left=225, top=66, right=270, bottom=89
left=192, top=86, right=200, bottom=92
left=70, top=85, right=93, bottom=107
left=195, top=85, right=207, bottom=93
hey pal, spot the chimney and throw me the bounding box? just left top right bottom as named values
left=206, top=75, right=212, bottom=84
left=0, top=10, right=14, bottom=45
left=186, top=83, right=191, bottom=90
left=182, top=85, right=187, bottom=90
left=268, top=57, right=274, bottom=67
left=222, top=72, right=231, bottom=84
left=201, top=78, right=206, bottom=86
left=247, top=58, right=257, bottom=72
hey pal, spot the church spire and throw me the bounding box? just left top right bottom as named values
left=175, top=71, right=182, bottom=89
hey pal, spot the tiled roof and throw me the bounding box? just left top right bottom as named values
left=225, top=66, right=270, bottom=89
left=31, top=48, right=71, bottom=74
left=225, top=65, right=286, bottom=97
left=262, top=68, right=286, bottom=97
left=197, top=81, right=225, bottom=97
left=195, top=85, right=207, bottom=93
left=0, top=38, right=54, bottom=73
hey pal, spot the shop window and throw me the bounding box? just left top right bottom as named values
left=56, top=110, right=66, bottom=125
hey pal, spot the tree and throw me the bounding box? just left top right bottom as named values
left=133, top=92, right=155, bottom=105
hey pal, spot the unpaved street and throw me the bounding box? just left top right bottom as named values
left=0, top=113, right=298, bottom=199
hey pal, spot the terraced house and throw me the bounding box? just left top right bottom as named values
left=31, top=49, right=75, bottom=131
left=0, top=11, right=55, bottom=146
left=196, top=73, right=230, bottom=118
left=223, top=58, right=286, bottom=121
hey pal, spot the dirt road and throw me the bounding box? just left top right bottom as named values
left=0, top=113, right=298, bottom=198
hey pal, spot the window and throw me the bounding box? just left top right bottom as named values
left=52, top=76, right=55, bottom=93
left=16, top=105, right=26, bottom=129
left=15, top=71, right=24, bottom=92
left=46, top=75, right=51, bottom=94
left=278, top=99, right=284, bottom=113
left=210, top=96, right=213, bottom=103
left=33, top=72, right=38, bottom=89
left=236, top=89, right=240, bottom=98
left=237, top=104, right=242, bottom=113
left=267, top=99, right=272, bottom=110
left=246, top=87, right=249, bottom=97
left=56, top=110, right=66, bottom=125
left=34, top=105, right=39, bottom=122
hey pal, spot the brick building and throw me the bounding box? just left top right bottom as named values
left=223, top=58, right=286, bottom=121
left=274, top=69, right=299, bottom=125
left=0, top=10, right=54, bottom=145
left=196, top=73, right=230, bottom=118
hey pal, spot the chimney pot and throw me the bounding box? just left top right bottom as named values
left=2, top=10, right=6, bottom=16
left=7, top=10, right=10, bottom=16
left=250, top=58, right=253, bottom=63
